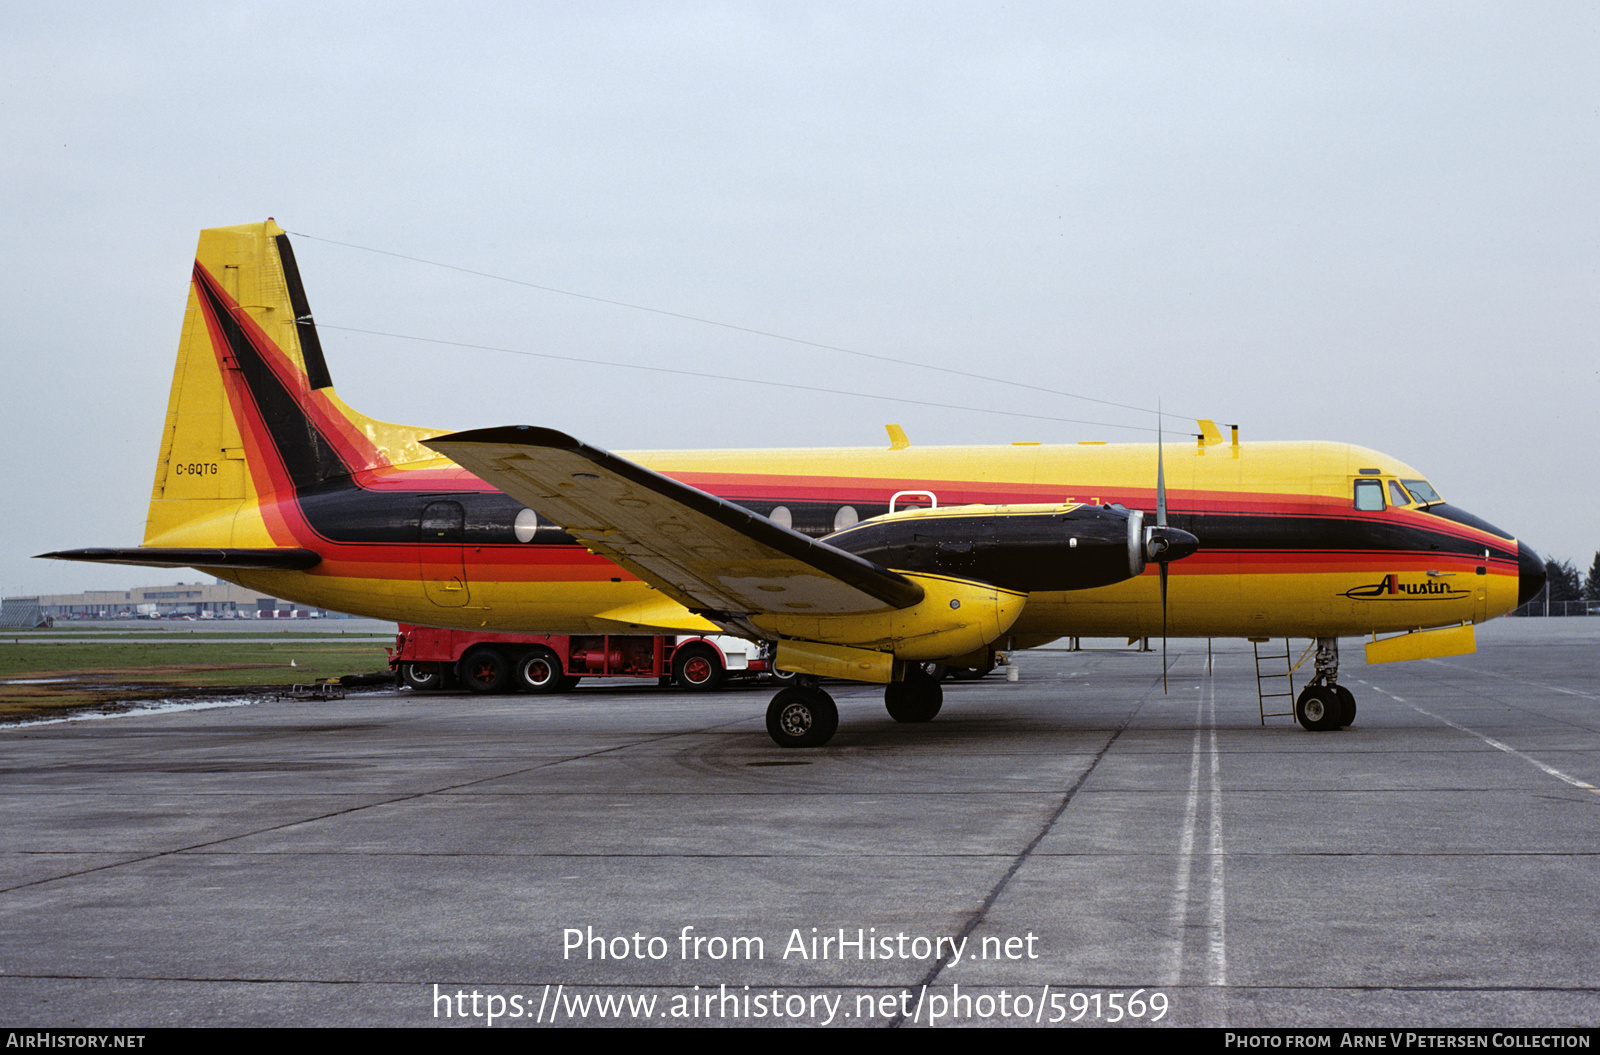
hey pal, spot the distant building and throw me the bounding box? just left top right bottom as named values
left=2, top=582, right=346, bottom=621
left=1, top=598, right=48, bottom=628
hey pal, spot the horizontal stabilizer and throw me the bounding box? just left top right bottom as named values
left=37, top=547, right=322, bottom=570
left=425, top=426, right=925, bottom=618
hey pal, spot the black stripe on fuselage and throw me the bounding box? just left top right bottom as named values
left=1174, top=511, right=1517, bottom=564
left=245, top=472, right=1520, bottom=577
left=193, top=290, right=1516, bottom=574
left=196, top=268, right=355, bottom=492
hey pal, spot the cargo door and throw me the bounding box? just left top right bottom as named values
left=420, top=501, right=470, bottom=607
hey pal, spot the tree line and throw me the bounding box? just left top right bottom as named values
left=1532, top=552, right=1600, bottom=608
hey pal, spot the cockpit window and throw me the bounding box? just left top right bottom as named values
left=1401, top=479, right=1441, bottom=506
left=1353, top=479, right=1385, bottom=511
left=1388, top=480, right=1411, bottom=507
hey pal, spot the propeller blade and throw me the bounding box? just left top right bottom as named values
left=1160, top=560, right=1169, bottom=693
left=1156, top=410, right=1167, bottom=529
left=1158, top=409, right=1169, bottom=691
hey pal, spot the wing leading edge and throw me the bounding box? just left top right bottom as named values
left=424, top=427, right=925, bottom=620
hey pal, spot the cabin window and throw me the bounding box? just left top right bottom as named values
left=768, top=505, right=793, bottom=530
left=1388, top=481, right=1411, bottom=507
left=833, top=505, right=860, bottom=531
left=1353, top=480, right=1385, bottom=511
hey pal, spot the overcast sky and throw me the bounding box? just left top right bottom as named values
left=4, top=2, right=1596, bottom=599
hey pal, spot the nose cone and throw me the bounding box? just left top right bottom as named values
left=1149, top=527, right=1200, bottom=564
left=1517, top=542, right=1547, bottom=607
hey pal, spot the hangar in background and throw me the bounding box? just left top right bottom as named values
left=2, top=581, right=340, bottom=625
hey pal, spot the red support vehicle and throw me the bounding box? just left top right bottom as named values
left=387, top=625, right=773, bottom=694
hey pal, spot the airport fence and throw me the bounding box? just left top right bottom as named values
left=1510, top=599, right=1599, bottom=617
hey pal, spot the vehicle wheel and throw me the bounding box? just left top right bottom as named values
left=460, top=647, right=512, bottom=694
left=920, top=662, right=948, bottom=681
left=673, top=644, right=725, bottom=691
left=765, top=687, right=839, bottom=748
left=770, top=666, right=798, bottom=683
left=885, top=664, right=944, bottom=723
left=400, top=663, right=442, bottom=691
left=1332, top=685, right=1356, bottom=727
left=1295, top=685, right=1341, bottom=731
left=558, top=674, right=582, bottom=692
left=517, top=646, right=565, bottom=694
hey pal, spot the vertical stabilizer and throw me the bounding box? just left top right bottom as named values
left=145, top=222, right=287, bottom=544
left=143, top=220, right=441, bottom=548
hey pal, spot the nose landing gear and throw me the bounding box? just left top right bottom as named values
left=1295, top=638, right=1357, bottom=731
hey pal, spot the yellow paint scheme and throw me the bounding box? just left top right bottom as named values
left=143, top=220, right=445, bottom=550
left=106, top=220, right=1530, bottom=668
left=170, top=413, right=1519, bottom=650
left=1365, top=623, right=1476, bottom=664
left=752, top=574, right=1027, bottom=660
left=775, top=641, right=897, bottom=683
left=620, top=441, right=1517, bottom=641
left=226, top=567, right=666, bottom=633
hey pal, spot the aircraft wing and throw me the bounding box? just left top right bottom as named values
left=425, top=427, right=925, bottom=619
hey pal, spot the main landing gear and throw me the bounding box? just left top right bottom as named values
left=885, top=663, right=943, bottom=723
left=765, top=680, right=838, bottom=748
left=1295, top=637, right=1358, bottom=731
left=763, top=663, right=948, bottom=748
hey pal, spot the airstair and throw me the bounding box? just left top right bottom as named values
left=1252, top=639, right=1300, bottom=725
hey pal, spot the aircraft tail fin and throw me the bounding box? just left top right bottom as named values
left=141, top=220, right=441, bottom=550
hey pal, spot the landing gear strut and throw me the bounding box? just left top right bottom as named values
left=1295, top=637, right=1356, bottom=731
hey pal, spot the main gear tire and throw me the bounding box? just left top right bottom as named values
left=885, top=664, right=944, bottom=723
left=765, top=687, right=839, bottom=748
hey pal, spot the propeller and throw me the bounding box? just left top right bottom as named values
left=1158, top=415, right=1168, bottom=690
left=1120, top=412, right=1198, bottom=692
left=1141, top=410, right=1199, bottom=692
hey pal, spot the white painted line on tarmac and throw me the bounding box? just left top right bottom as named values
left=1162, top=691, right=1205, bottom=988
left=1423, top=659, right=1600, bottom=701
left=1205, top=678, right=1227, bottom=988
left=1364, top=683, right=1599, bottom=794
left=1163, top=664, right=1227, bottom=989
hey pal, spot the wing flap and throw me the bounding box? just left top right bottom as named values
left=425, top=427, right=923, bottom=616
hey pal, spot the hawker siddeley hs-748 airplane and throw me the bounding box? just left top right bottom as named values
left=42, top=221, right=1547, bottom=747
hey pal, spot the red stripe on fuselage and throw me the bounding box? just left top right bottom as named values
left=187, top=262, right=1515, bottom=587
left=193, top=263, right=392, bottom=475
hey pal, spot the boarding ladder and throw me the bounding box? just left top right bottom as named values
left=1252, top=639, right=1298, bottom=725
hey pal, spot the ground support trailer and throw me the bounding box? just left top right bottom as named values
left=388, top=625, right=771, bottom=694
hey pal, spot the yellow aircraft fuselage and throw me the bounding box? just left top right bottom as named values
left=52, top=221, right=1544, bottom=658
